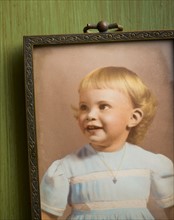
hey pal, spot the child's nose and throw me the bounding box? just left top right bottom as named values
left=86, top=109, right=97, bottom=121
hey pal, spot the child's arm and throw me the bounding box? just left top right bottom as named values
left=41, top=211, right=58, bottom=220
left=165, top=206, right=174, bottom=220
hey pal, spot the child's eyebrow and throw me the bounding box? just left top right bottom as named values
left=79, top=101, right=87, bottom=105
left=97, top=100, right=114, bottom=104
left=79, top=100, right=114, bottom=104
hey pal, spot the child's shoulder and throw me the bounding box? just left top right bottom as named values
left=127, top=142, right=170, bottom=159
left=126, top=142, right=173, bottom=172
left=127, top=142, right=156, bottom=157
left=63, top=144, right=93, bottom=160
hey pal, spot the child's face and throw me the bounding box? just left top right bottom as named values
left=78, top=88, right=136, bottom=152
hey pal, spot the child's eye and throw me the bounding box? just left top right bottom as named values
left=99, top=104, right=110, bottom=110
left=79, top=104, right=88, bottom=111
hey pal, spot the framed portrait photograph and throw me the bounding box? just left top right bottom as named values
left=24, top=28, right=174, bottom=220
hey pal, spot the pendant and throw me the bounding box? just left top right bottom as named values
left=113, top=177, right=117, bottom=184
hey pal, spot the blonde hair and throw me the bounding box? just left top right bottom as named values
left=78, top=66, right=157, bottom=144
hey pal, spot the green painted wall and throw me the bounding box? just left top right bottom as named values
left=0, top=0, right=173, bottom=219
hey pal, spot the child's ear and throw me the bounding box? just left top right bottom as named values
left=128, top=108, right=143, bottom=128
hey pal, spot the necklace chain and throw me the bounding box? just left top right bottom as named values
left=95, top=145, right=126, bottom=184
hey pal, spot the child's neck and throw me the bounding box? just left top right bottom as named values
left=90, top=141, right=126, bottom=152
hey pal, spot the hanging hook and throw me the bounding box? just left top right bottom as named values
left=83, top=21, right=123, bottom=33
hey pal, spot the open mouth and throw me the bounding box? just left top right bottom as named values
left=86, top=125, right=102, bottom=131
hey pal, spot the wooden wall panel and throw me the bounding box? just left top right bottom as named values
left=0, top=0, right=173, bottom=219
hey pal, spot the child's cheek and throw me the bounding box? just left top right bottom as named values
left=78, top=116, right=84, bottom=131
left=103, top=114, right=115, bottom=123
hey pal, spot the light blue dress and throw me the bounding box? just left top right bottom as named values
left=40, top=142, right=174, bottom=220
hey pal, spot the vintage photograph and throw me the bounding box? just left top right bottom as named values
left=24, top=31, right=174, bottom=220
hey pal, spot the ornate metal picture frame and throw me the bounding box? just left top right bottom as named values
left=24, top=26, right=174, bottom=220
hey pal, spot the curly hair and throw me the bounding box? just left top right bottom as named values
left=78, top=66, right=157, bottom=144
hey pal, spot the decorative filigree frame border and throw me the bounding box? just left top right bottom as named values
left=24, top=30, right=174, bottom=220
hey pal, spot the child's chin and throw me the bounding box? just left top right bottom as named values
left=88, top=138, right=104, bottom=145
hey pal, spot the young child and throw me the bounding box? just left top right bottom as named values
left=41, top=66, right=174, bottom=220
